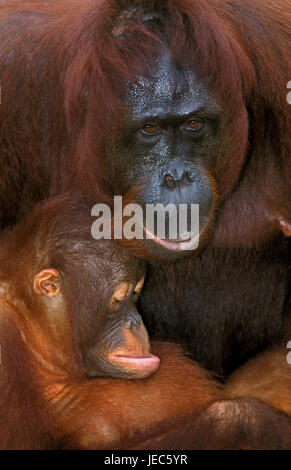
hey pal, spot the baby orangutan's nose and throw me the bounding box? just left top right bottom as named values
left=124, top=315, right=151, bottom=359
left=125, top=313, right=143, bottom=329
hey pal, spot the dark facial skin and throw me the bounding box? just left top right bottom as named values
left=106, top=53, right=226, bottom=259
left=76, top=242, right=160, bottom=379
left=32, top=239, right=160, bottom=380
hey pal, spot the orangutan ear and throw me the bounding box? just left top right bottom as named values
left=33, top=269, right=62, bottom=297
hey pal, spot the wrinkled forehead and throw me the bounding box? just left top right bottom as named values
left=90, top=240, right=146, bottom=285
left=123, top=53, right=219, bottom=120
left=112, top=3, right=166, bottom=38
left=65, top=237, right=144, bottom=285
left=110, top=246, right=146, bottom=284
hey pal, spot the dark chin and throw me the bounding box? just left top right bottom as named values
left=83, top=354, right=156, bottom=380
left=143, top=238, right=197, bottom=261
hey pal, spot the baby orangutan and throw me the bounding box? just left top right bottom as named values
left=33, top=234, right=158, bottom=382
left=1, top=193, right=290, bottom=450
left=0, top=193, right=221, bottom=449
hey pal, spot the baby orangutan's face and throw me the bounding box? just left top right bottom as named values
left=98, top=275, right=160, bottom=379
left=33, top=246, right=160, bottom=380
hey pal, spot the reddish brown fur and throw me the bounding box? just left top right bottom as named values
left=225, top=347, right=291, bottom=417
left=117, top=397, right=291, bottom=450
left=0, top=300, right=59, bottom=449
left=0, top=301, right=222, bottom=449
left=53, top=342, right=222, bottom=449
left=2, top=292, right=290, bottom=450
left=119, top=347, right=291, bottom=450
left=0, top=0, right=290, bottom=449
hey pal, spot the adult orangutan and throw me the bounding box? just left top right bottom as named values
left=0, top=0, right=290, bottom=448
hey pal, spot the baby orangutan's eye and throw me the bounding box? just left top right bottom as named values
left=109, top=276, right=145, bottom=310
left=110, top=281, right=132, bottom=309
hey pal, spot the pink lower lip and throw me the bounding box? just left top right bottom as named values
left=110, top=353, right=160, bottom=376
left=143, top=226, right=199, bottom=252
left=112, top=353, right=159, bottom=365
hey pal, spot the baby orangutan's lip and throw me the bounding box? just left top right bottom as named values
left=109, top=352, right=160, bottom=379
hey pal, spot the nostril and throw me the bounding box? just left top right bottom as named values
left=125, top=314, right=142, bottom=329
left=125, top=320, right=132, bottom=329
left=184, top=170, right=195, bottom=183
left=163, top=173, right=176, bottom=189
left=162, top=169, right=195, bottom=189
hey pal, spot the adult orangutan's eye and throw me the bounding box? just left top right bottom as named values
left=141, top=123, right=160, bottom=135
left=186, top=118, right=204, bottom=131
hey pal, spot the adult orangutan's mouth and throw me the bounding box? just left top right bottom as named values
left=143, top=226, right=200, bottom=252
